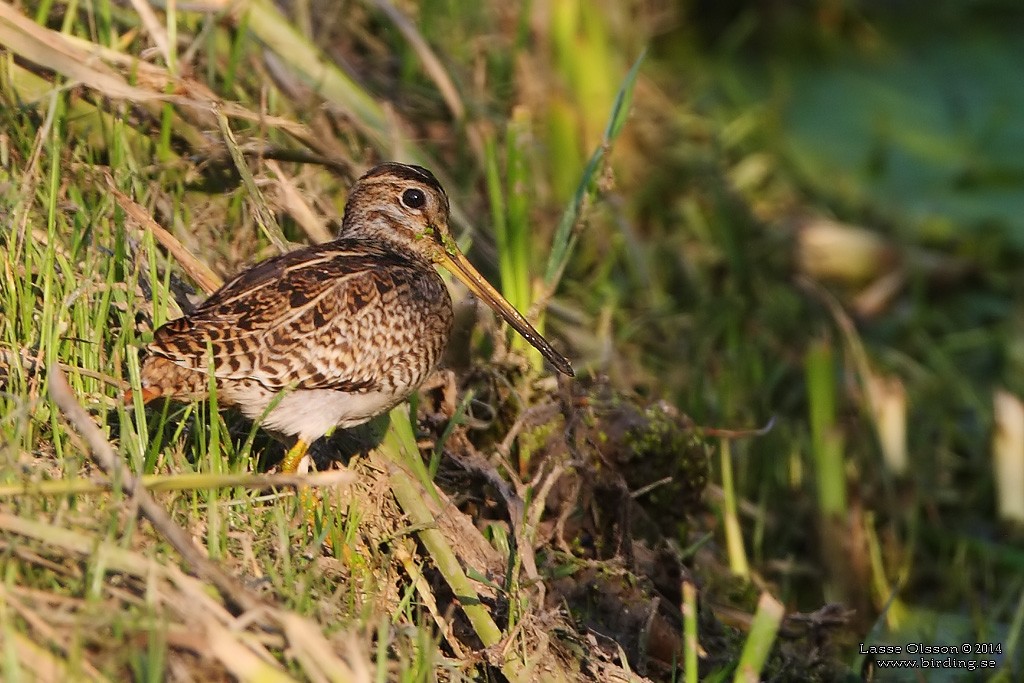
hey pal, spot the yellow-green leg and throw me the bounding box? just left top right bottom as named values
left=281, top=439, right=310, bottom=473
left=280, top=438, right=321, bottom=536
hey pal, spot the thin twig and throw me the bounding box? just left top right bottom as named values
left=0, top=469, right=355, bottom=498
left=105, top=173, right=224, bottom=295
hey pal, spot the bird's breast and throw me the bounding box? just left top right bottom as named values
left=345, top=264, right=453, bottom=397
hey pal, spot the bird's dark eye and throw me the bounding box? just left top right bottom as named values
left=401, top=188, right=426, bottom=209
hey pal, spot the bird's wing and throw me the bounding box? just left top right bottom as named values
left=147, top=241, right=435, bottom=392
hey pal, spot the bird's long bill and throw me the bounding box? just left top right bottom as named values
left=441, top=250, right=574, bottom=377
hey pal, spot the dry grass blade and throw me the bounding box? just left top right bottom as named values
left=126, top=0, right=172, bottom=69
left=278, top=613, right=371, bottom=683
left=394, top=542, right=467, bottom=659
left=993, top=389, right=1024, bottom=523
left=266, top=159, right=334, bottom=244
left=215, top=108, right=291, bottom=254
left=205, top=617, right=295, bottom=683
left=371, top=0, right=464, bottom=121
left=0, top=3, right=162, bottom=102
left=104, top=173, right=224, bottom=295
left=46, top=363, right=264, bottom=615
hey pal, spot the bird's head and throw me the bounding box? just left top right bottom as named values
left=343, top=162, right=573, bottom=377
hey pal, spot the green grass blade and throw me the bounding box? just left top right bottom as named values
left=543, top=49, right=645, bottom=288
left=682, top=580, right=699, bottom=683
left=732, top=592, right=784, bottom=682
left=806, top=338, right=847, bottom=516
left=719, top=439, right=749, bottom=578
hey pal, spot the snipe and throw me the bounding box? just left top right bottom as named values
left=128, top=162, right=573, bottom=472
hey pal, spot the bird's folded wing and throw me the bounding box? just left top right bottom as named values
left=147, top=243, right=427, bottom=392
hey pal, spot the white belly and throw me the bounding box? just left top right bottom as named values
left=234, top=386, right=401, bottom=443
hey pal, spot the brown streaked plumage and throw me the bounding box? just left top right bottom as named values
left=129, top=162, right=573, bottom=472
